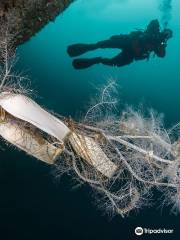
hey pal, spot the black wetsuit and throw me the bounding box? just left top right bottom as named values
left=67, top=20, right=171, bottom=69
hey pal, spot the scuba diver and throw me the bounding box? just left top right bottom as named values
left=67, top=19, right=173, bottom=69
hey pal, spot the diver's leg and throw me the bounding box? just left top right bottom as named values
left=72, top=52, right=133, bottom=69
left=67, top=40, right=117, bottom=57
left=101, top=52, right=134, bottom=67
left=67, top=36, right=126, bottom=57
left=96, top=35, right=127, bottom=49
left=67, top=43, right=99, bottom=57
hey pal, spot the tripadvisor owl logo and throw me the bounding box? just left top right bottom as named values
left=134, top=227, right=174, bottom=235
left=135, top=227, right=143, bottom=236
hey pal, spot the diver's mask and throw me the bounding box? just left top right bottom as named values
left=163, top=29, right=173, bottom=40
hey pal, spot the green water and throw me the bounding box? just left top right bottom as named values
left=1, top=0, right=180, bottom=239
left=17, top=0, right=180, bottom=127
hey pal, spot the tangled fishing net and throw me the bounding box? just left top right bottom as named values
left=0, top=25, right=179, bottom=218
left=54, top=81, right=180, bottom=217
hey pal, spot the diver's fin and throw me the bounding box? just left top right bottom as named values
left=72, top=57, right=102, bottom=69
left=67, top=44, right=95, bottom=57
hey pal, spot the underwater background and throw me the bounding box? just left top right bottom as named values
left=0, top=0, right=180, bottom=239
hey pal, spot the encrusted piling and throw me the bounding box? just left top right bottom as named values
left=0, top=0, right=74, bottom=46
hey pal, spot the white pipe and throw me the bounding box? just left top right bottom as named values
left=0, top=92, right=117, bottom=177
left=0, top=92, right=70, bottom=141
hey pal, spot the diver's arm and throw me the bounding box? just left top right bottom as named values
left=135, top=52, right=150, bottom=60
